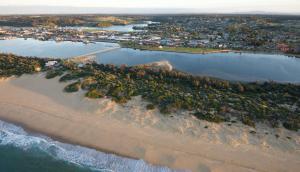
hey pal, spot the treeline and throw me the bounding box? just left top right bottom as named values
left=0, top=16, right=133, bottom=27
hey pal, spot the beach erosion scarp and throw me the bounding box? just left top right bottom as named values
left=0, top=74, right=299, bottom=172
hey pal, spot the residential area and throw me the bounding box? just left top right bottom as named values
left=0, top=15, right=299, bottom=55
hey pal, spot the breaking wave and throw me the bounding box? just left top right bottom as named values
left=0, top=120, right=185, bottom=172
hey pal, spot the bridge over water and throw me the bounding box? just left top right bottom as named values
left=69, top=46, right=121, bottom=63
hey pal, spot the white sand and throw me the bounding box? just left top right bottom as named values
left=0, top=74, right=299, bottom=172
left=139, top=60, right=173, bottom=71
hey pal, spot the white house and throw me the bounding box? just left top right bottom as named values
left=78, top=63, right=85, bottom=68
left=45, top=61, right=58, bottom=67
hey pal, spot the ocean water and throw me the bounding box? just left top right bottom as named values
left=0, top=120, right=184, bottom=172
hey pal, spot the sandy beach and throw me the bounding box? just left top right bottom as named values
left=0, top=74, right=299, bottom=172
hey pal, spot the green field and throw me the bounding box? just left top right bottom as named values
left=121, top=43, right=228, bottom=54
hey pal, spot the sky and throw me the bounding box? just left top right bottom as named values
left=0, top=0, right=299, bottom=14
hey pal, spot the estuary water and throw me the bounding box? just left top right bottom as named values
left=0, top=38, right=120, bottom=58
left=65, top=23, right=148, bottom=32
left=1, top=38, right=300, bottom=83
left=97, top=48, right=300, bottom=83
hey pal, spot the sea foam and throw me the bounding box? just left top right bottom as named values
left=0, top=120, right=186, bottom=172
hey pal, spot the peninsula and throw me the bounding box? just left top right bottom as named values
left=0, top=53, right=299, bottom=172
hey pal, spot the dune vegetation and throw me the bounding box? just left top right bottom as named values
left=0, top=54, right=46, bottom=77
left=0, top=54, right=299, bottom=131
left=57, top=60, right=300, bottom=131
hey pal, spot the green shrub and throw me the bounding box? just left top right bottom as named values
left=59, top=73, right=74, bottom=82
left=241, top=116, right=255, bottom=127
left=46, top=70, right=64, bottom=79
left=194, top=112, right=224, bottom=123
left=64, top=81, right=81, bottom=93
left=85, top=89, right=104, bottom=99
left=112, top=96, right=128, bottom=104
left=283, top=121, right=299, bottom=131
left=160, top=106, right=172, bottom=114
left=81, top=77, right=97, bottom=90
left=146, top=104, right=155, bottom=110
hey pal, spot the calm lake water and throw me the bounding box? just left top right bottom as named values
left=0, top=38, right=120, bottom=58
left=64, top=23, right=148, bottom=32
left=97, top=49, right=300, bottom=83
left=1, top=38, right=300, bottom=83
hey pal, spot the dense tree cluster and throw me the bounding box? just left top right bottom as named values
left=0, top=54, right=45, bottom=77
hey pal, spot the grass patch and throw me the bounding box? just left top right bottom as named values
left=121, top=42, right=223, bottom=54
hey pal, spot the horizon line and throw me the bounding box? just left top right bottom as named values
left=0, top=5, right=299, bottom=16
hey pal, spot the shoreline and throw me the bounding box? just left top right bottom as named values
left=0, top=110, right=138, bottom=161
left=123, top=45, right=300, bottom=57
left=2, top=37, right=299, bottom=57
left=0, top=74, right=299, bottom=172
left=0, top=118, right=178, bottom=172
left=121, top=45, right=237, bottom=54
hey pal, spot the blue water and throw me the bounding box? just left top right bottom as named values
left=0, top=146, right=93, bottom=172
left=1, top=38, right=300, bottom=83
left=0, top=38, right=119, bottom=58
left=97, top=48, right=300, bottom=83
left=0, top=120, right=183, bottom=172
left=64, top=23, right=148, bottom=32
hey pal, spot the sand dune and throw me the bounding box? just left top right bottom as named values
left=0, top=74, right=299, bottom=172
left=138, top=60, right=173, bottom=71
